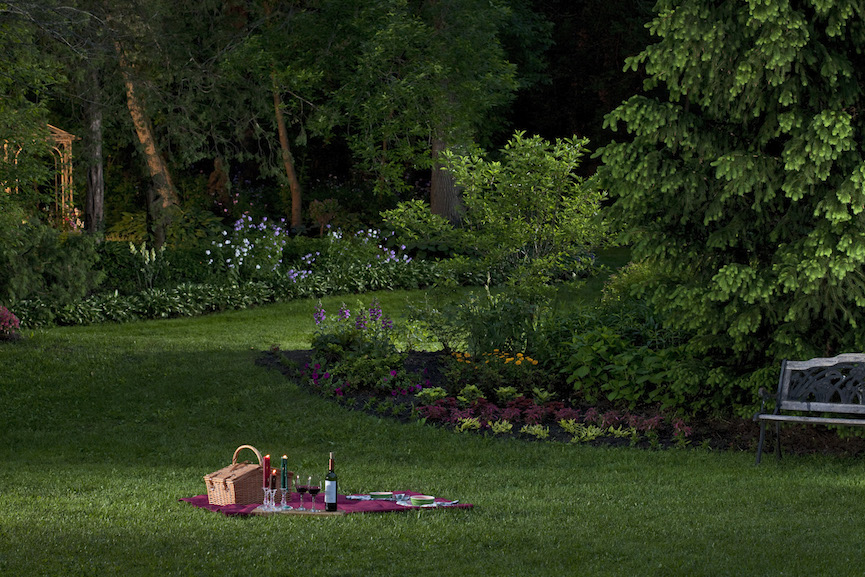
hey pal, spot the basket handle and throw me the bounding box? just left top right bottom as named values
left=232, top=444, right=263, bottom=466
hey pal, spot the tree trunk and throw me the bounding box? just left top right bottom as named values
left=115, top=42, right=179, bottom=248
left=272, top=75, right=303, bottom=229
left=430, top=138, right=462, bottom=224
left=84, top=66, right=104, bottom=236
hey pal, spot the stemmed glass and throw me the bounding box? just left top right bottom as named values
left=295, top=473, right=307, bottom=511
left=307, top=474, right=321, bottom=512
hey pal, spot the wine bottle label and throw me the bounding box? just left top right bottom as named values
left=324, top=479, right=337, bottom=502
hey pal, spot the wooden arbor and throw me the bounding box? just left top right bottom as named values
left=3, top=124, right=78, bottom=228
left=47, top=124, right=78, bottom=228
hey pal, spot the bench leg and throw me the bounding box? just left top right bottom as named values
left=774, top=422, right=782, bottom=460
left=756, top=421, right=767, bottom=465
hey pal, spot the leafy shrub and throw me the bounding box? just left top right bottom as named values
left=408, top=284, right=554, bottom=356
left=306, top=299, right=426, bottom=396
left=0, top=214, right=103, bottom=306
left=443, top=131, right=608, bottom=285
left=0, top=306, right=21, bottom=338
left=559, top=301, right=756, bottom=414
left=380, top=199, right=470, bottom=260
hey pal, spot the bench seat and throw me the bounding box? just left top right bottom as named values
left=754, top=353, right=865, bottom=464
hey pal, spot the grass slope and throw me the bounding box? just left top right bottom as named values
left=2, top=287, right=864, bottom=576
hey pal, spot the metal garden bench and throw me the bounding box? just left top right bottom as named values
left=754, top=353, right=865, bottom=464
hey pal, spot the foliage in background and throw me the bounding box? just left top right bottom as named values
left=320, top=0, right=522, bottom=198
left=0, top=212, right=103, bottom=307
left=106, top=206, right=224, bottom=247
left=598, top=0, right=865, bottom=370
left=443, top=131, right=607, bottom=284
left=0, top=10, right=57, bottom=206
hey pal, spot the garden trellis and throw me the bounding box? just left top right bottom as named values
left=2, top=124, right=78, bottom=228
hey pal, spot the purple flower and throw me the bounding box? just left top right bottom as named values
left=368, top=300, right=382, bottom=321
left=314, top=305, right=326, bottom=325
left=390, top=369, right=397, bottom=377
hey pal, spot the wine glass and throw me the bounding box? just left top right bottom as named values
left=307, top=475, right=321, bottom=512
left=295, top=473, right=307, bottom=511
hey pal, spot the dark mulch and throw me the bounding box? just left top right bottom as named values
left=256, top=349, right=865, bottom=459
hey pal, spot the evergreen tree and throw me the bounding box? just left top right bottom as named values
left=598, top=0, right=865, bottom=363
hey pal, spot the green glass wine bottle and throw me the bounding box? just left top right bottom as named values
left=324, top=452, right=338, bottom=512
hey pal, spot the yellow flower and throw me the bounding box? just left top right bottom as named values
left=515, top=360, right=522, bottom=366
left=532, top=360, right=539, bottom=365
left=505, top=357, right=514, bottom=364
left=517, top=352, right=524, bottom=358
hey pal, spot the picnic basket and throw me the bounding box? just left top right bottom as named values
left=204, top=444, right=265, bottom=506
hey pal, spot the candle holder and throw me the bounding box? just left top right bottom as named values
left=260, top=486, right=276, bottom=512
left=280, top=488, right=292, bottom=510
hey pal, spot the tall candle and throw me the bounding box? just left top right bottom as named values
left=281, top=455, right=288, bottom=489
left=263, top=454, right=271, bottom=487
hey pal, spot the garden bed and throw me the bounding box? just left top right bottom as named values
left=257, top=349, right=865, bottom=457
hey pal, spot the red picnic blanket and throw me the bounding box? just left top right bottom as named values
left=179, top=491, right=472, bottom=516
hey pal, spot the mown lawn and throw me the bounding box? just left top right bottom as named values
left=2, top=288, right=865, bottom=576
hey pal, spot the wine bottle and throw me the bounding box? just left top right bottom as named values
left=324, top=452, right=338, bottom=512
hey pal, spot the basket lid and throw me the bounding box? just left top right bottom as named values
left=204, top=461, right=262, bottom=482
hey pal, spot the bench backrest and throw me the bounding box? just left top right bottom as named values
left=778, top=353, right=865, bottom=414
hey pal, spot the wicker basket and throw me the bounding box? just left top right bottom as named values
left=204, top=445, right=265, bottom=506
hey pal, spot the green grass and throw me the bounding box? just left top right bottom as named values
left=3, top=288, right=865, bottom=576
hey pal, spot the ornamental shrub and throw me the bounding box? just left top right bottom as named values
left=0, top=213, right=103, bottom=306
left=0, top=306, right=20, bottom=338
left=381, top=199, right=470, bottom=260
left=443, top=131, right=608, bottom=285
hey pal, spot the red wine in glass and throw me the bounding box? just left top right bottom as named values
left=308, top=475, right=321, bottom=511
left=296, top=474, right=308, bottom=510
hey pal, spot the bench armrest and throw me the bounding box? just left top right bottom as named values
left=756, top=386, right=774, bottom=416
